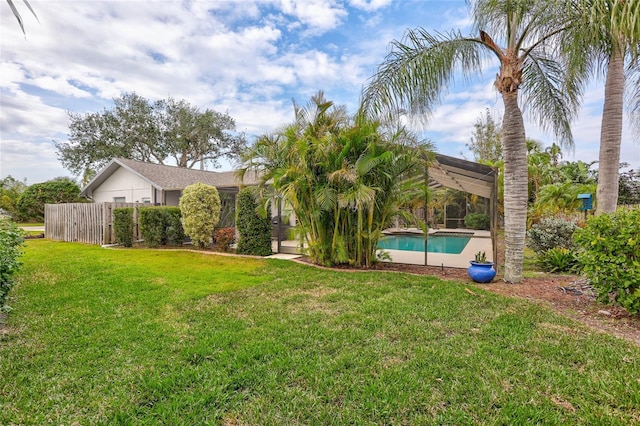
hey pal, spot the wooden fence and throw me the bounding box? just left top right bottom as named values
left=45, top=202, right=143, bottom=245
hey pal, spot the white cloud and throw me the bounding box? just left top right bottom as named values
left=348, top=0, right=393, bottom=12
left=279, top=0, right=347, bottom=34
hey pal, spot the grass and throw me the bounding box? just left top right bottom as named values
left=1, top=240, right=639, bottom=424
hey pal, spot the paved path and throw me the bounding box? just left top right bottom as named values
left=20, top=226, right=45, bottom=232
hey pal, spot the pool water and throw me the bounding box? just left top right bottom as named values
left=377, top=234, right=471, bottom=254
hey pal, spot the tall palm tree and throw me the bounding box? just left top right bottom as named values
left=564, top=0, right=640, bottom=214
left=5, top=0, right=38, bottom=35
left=362, top=0, right=580, bottom=283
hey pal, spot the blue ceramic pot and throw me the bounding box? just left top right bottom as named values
left=468, top=261, right=496, bottom=283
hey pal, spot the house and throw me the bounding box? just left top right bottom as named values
left=80, top=158, right=261, bottom=205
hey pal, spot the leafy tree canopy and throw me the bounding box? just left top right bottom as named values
left=55, top=93, right=247, bottom=177
left=0, top=176, right=28, bottom=219
left=16, top=177, right=84, bottom=222
left=466, top=108, right=502, bottom=164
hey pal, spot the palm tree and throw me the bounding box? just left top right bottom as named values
left=564, top=0, right=640, bottom=214
left=240, top=92, right=429, bottom=267
left=5, top=0, right=38, bottom=35
left=362, top=0, right=580, bottom=283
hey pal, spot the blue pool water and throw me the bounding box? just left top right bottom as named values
left=377, top=233, right=471, bottom=254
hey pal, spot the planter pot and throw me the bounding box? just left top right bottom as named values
left=468, top=261, right=496, bottom=283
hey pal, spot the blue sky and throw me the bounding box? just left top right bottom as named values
left=1, top=0, right=637, bottom=185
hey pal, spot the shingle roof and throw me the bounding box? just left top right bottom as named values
left=80, top=158, right=262, bottom=197
left=115, top=158, right=261, bottom=190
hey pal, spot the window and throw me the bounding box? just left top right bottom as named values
left=113, top=197, right=126, bottom=203
left=141, top=197, right=151, bottom=204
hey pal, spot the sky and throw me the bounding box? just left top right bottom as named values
left=1, top=0, right=638, bottom=185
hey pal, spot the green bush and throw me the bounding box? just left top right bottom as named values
left=139, top=207, right=165, bottom=248
left=464, top=213, right=490, bottom=230
left=139, top=207, right=185, bottom=247
left=164, top=207, right=185, bottom=246
left=179, top=183, right=221, bottom=248
left=536, top=247, right=579, bottom=273
left=574, top=209, right=640, bottom=314
left=0, top=220, right=25, bottom=312
left=526, top=217, right=578, bottom=255
left=214, top=227, right=236, bottom=252
left=236, top=188, right=272, bottom=256
left=113, top=208, right=135, bottom=247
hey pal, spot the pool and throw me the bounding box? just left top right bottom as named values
left=377, top=233, right=471, bottom=254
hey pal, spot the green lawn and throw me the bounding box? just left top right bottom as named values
left=1, top=240, right=638, bottom=424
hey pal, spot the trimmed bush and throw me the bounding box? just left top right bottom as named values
left=236, top=188, right=272, bottom=256
left=113, top=208, right=135, bottom=247
left=139, top=207, right=165, bottom=248
left=179, top=183, right=221, bottom=248
left=139, top=207, right=185, bottom=247
left=164, top=207, right=185, bottom=246
left=0, top=220, right=24, bottom=312
left=526, top=217, right=578, bottom=255
left=574, top=209, right=640, bottom=314
left=214, top=227, right=235, bottom=252
left=464, top=213, right=490, bottom=230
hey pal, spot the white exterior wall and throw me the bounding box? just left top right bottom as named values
left=92, top=167, right=153, bottom=203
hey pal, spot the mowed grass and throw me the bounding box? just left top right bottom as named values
left=1, top=241, right=639, bottom=425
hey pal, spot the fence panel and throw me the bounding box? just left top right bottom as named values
left=45, top=202, right=141, bottom=245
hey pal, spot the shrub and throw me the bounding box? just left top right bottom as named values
left=164, top=207, right=185, bottom=246
left=236, top=188, right=272, bottom=256
left=526, top=217, right=578, bottom=255
left=214, top=227, right=236, bottom=252
left=113, top=208, right=135, bottom=247
left=464, top=213, right=490, bottom=230
left=0, top=220, right=25, bottom=312
left=179, top=183, right=221, bottom=248
left=139, top=207, right=185, bottom=247
left=139, top=207, right=165, bottom=248
left=536, top=247, right=579, bottom=273
left=574, top=209, right=640, bottom=314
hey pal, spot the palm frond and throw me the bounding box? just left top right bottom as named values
left=6, top=0, right=38, bottom=35
left=520, top=50, right=581, bottom=147
left=361, top=28, right=488, bottom=122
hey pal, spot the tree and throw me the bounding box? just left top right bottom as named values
left=467, top=108, right=502, bottom=163
left=55, top=93, right=247, bottom=177
left=0, top=176, right=27, bottom=220
left=16, top=177, right=84, bottom=222
left=241, top=91, right=429, bottom=267
left=362, top=0, right=580, bottom=282
left=179, top=183, right=220, bottom=248
left=564, top=0, right=640, bottom=214
left=5, top=0, right=38, bottom=35
left=618, top=166, right=640, bottom=205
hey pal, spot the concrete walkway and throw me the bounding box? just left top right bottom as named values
left=20, top=226, right=45, bottom=232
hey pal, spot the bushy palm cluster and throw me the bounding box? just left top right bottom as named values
left=241, top=92, right=430, bottom=267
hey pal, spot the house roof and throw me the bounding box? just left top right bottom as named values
left=80, top=158, right=262, bottom=197
left=429, top=154, right=496, bottom=199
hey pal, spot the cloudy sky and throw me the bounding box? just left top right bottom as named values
left=1, top=0, right=638, bottom=185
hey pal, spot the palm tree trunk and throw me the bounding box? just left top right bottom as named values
left=596, top=49, right=624, bottom=215
left=501, top=92, right=527, bottom=283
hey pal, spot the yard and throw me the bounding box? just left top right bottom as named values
left=1, top=240, right=639, bottom=424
